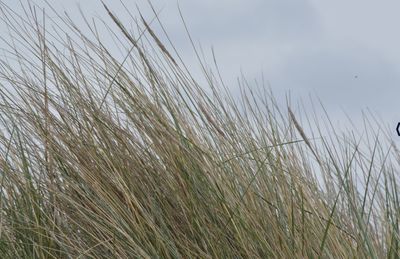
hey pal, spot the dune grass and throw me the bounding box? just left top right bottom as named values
left=0, top=1, right=398, bottom=258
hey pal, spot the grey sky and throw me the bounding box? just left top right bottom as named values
left=1, top=0, right=399, bottom=134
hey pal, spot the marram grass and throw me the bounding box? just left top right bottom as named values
left=0, top=1, right=398, bottom=258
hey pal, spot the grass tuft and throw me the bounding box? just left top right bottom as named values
left=0, top=1, right=398, bottom=258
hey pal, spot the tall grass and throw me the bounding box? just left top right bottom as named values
left=0, top=1, right=398, bottom=258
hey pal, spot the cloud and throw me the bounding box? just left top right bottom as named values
left=177, top=0, right=321, bottom=43
left=271, top=45, right=400, bottom=116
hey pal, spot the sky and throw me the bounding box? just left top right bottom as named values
left=1, top=0, right=399, bottom=136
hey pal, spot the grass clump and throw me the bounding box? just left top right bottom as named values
left=0, top=1, right=398, bottom=258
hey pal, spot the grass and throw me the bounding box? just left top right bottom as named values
left=0, top=1, right=399, bottom=258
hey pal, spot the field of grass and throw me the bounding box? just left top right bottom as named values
left=0, top=2, right=399, bottom=258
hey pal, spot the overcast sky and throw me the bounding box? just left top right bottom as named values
left=1, top=0, right=399, bottom=135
